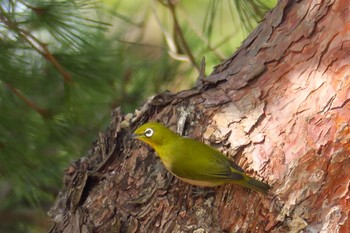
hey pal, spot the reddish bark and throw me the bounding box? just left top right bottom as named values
left=49, top=0, right=350, bottom=232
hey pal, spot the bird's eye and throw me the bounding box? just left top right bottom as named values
left=144, top=128, right=154, bottom=138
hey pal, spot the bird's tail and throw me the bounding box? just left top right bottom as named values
left=240, top=175, right=270, bottom=195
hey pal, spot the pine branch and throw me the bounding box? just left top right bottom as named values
left=0, top=5, right=72, bottom=83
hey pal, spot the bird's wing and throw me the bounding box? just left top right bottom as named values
left=166, top=138, right=244, bottom=182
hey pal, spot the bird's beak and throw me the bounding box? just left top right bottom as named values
left=130, top=133, right=140, bottom=139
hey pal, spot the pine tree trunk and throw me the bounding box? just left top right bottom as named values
left=48, top=0, right=350, bottom=232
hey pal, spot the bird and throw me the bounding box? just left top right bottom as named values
left=131, top=122, right=270, bottom=194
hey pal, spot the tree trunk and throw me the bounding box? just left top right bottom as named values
left=48, top=0, right=350, bottom=232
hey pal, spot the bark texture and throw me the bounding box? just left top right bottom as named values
left=49, top=0, right=350, bottom=232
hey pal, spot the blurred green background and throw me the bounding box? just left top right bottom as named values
left=0, top=0, right=276, bottom=232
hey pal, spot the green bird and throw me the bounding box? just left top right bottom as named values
left=132, top=122, right=270, bottom=194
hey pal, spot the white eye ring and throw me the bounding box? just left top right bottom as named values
left=144, top=128, right=154, bottom=137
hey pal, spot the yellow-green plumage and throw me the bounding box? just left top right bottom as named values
left=132, top=122, right=270, bottom=194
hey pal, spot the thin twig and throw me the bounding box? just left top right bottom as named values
left=4, top=83, right=50, bottom=118
left=152, top=1, right=189, bottom=62
left=167, top=2, right=200, bottom=72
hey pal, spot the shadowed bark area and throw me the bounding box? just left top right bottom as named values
left=48, top=0, right=350, bottom=232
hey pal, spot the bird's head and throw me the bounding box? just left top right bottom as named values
left=131, top=122, right=177, bottom=148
